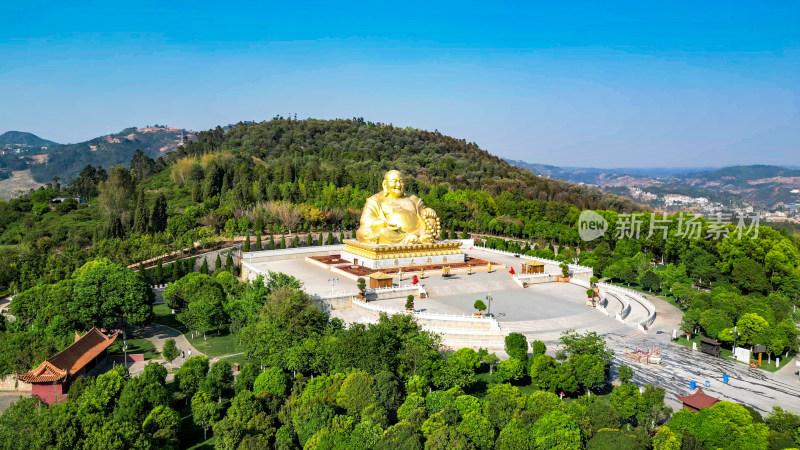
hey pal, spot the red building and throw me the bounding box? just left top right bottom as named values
left=675, top=388, right=721, bottom=412
left=18, top=327, right=120, bottom=404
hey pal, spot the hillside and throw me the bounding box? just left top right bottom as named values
left=0, top=131, right=58, bottom=149
left=170, top=118, right=642, bottom=213
left=27, top=126, right=195, bottom=183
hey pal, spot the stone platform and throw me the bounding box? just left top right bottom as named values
left=340, top=239, right=465, bottom=269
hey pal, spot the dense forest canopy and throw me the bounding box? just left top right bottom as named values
left=169, top=117, right=642, bottom=212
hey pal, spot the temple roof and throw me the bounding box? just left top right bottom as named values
left=18, top=327, right=119, bottom=383
left=676, top=388, right=721, bottom=410
left=368, top=272, right=394, bottom=280
left=523, top=260, right=545, bottom=266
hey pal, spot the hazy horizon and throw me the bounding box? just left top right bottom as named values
left=2, top=1, right=798, bottom=167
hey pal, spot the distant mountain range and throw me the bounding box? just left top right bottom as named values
left=0, top=131, right=59, bottom=149
left=0, top=126, right=195, bottom=183
left=507, top=159, right=800, bottom=208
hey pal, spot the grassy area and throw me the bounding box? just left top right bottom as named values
left=186, top=329, right=243, bottom=358
left=218, top=353, right=257, bottom=367
left=108, top=335, right=160, bottom=360
left=671, top=335, right=794, bottom=372
left=152, top=303, right=189, bottom=333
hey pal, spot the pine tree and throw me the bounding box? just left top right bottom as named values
left=280, top=236, right=286, bottom=249
left=200, top=257, right=209, bottom=274
left=225, top=252, right=234, bottom=272
left=106, top=215, right=124, bottom=239
left=191, top=182, right=202, bottom=203
left=306, top=233, right=313, bottom=246
left=292, top=235, right=299, bottom=248
left=215, top=254, right=222, bottom=272
left=172, top=259, right=180, bottom=282
left=269, top=235, right=275, bottom=250
left=243, top=234, right=251, bottom=252
left=339, top=230, right=345, bottom=243
left=150, top=193, right=168, bottom=233
left=255, top=234, right=262, bottom=251
left=132, top=190, right=148, bottom=234
left=155, top=259, right=163, bottom=284
left=326, top=232, right=334, bottom=245
left=138, top=262, right=146, bottom=283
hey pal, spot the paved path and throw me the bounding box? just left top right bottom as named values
left=133, top=323, right=203, bottom=368
left=0, top=392, right=31, bottom=413
left=610, top=331, right=800, bottom=414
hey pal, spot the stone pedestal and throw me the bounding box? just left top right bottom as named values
left=340, top=239, right=464, bottom=270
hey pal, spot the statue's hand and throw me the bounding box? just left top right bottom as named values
left=383, top=221, right=400, bottom=231
left=422, top=208, right=438, bottom=219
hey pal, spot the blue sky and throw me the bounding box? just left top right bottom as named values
left=1, top=1, right=798, bottom=167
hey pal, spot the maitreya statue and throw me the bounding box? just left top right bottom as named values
left=356, top=170, right=441, bottom=245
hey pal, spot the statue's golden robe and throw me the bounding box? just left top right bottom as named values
left=356, top=192, right=435, bottom=244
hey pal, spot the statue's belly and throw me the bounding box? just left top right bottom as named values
left=387, top=209, right=419, bottom=232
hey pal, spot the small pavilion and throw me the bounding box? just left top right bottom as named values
left=521, top=260, right=545, bottom=275
left=675, top=388, right=721, bottom=412
left=368, top=272, right=394, bottom=289
left=18, top=327, right=120, bottom=404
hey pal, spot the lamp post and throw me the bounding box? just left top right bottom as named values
left=123, top=341, right=128, bottom=369
left=486, top=293, right=493, bottom=317
left=733, top=325, right=738, bottom=351
left=481, top=238, right=486, bottom=248
left=328, top=277, right=339, bottom=296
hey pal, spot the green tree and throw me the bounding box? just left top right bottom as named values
left=504, top=333, right=528, bottom=361
left=337, top=372, right=377, bottom=416
left=192, top=390, right=221, bottom=440
left=530, top=410, right=581, bottom=450
left=737, top=313, right=769, bottom=347
left=483, top=383, right=525, bottom=429
left=243, top=234, right=251, bottom=252
left=610, top=382, right=641, bottom=424
left=215, top=254, right=222, bottom=272
left=529, top=355, right=558, bottom=392
left=176, top=355, right=209, bottom=403
left=205, top=360, right=234, bottom=402
left=235, top=363, right=260, bottom=395
left=71, top=260, right=154, bottom=331
left=531, top=340, right=546, bottom=358
left=618, top=364, right=634, bottom=384
left=731, top=257, right=770, bottom=294
left=559, top=330, right=613, bottom=365
left=200, top=257, right=209, bottom=274
left=497, top=357, right=525, bottom=382
left=143, top=405, right=181, bottom=449
left=434, top=348, right=481, bottom=389
left=150, top=193, right=168, bottom=233
left=572, top=354, right=606, bottom=395
left=255, top=234, right=262, bottom=251
left=253, top=366, right=290, bottom=398
left=132, top=190, right=148, bottom=234
left=473, top=299, right=487, bottom=313
left=652, top=425, right=682, bottom=450
left=162, top=338, right=179, bottom=368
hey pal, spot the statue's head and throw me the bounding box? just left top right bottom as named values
left=382, top=170, right=404, bottom=198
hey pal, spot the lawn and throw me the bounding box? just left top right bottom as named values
left=671, top=335, right=794, bottom=373
left=108, top=335, right=160, bottom=360
left=186, top=329, right=244, bottom=358
left=152, top=303, right=189, bottom=333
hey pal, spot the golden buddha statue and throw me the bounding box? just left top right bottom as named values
left=356, top=170, right=441, bottom=245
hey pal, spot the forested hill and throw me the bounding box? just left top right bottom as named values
left=169, top=117, right=642, bottom=213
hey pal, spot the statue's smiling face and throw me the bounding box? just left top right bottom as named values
left=384, top=172, right=404, bottom=198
